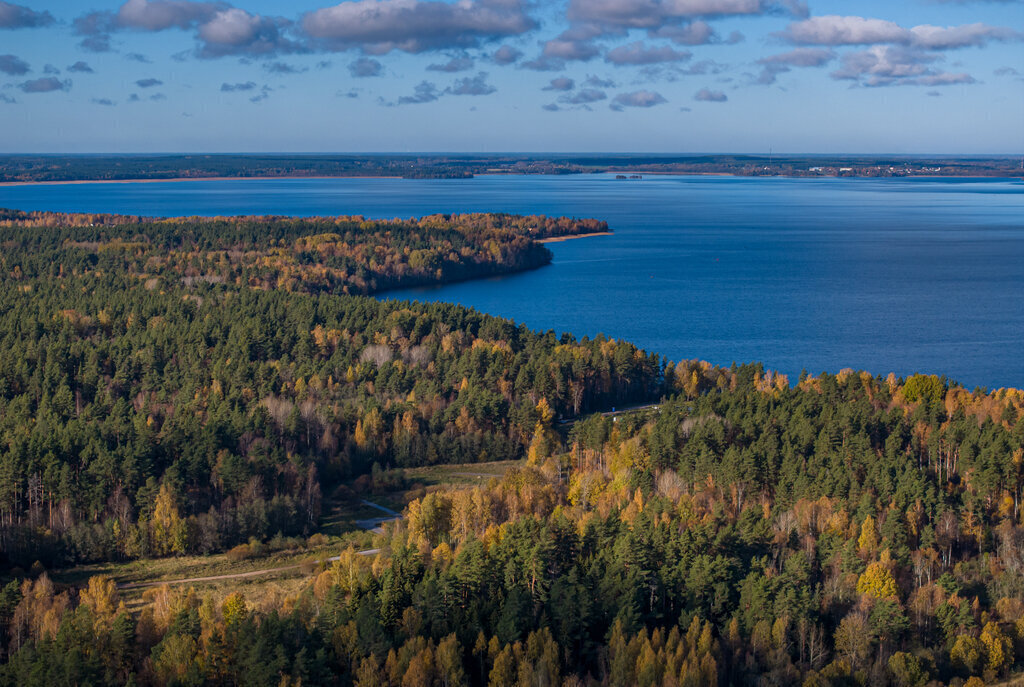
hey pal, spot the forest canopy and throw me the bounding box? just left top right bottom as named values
left=0, top=209, right=608, bottom=295
left=0, top=209, right=1023, bottom=686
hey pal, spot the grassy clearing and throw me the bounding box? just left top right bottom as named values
left=44, top=459, right=522, bottom=610
left=48, top=539, right=382, bottom=612
left=119, top=574, right=315, bottom=616
left=320, top=458, right=523, bottom=537
left=48, top=530, right=376, bottom=599
left=403, top=458, right=522, bottom=486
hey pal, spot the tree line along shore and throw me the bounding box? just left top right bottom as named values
left=1, top=154, right=1019, bottom=183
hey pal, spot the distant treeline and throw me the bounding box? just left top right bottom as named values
left=1, top=154, right=1018, bottom=183
left=0, top=155, right=579, bottom=182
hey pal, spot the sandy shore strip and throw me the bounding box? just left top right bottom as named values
left=0, top=175, right=403, bottom=187
left=538, top=232, right=612, bottom=243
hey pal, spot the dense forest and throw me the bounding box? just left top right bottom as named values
left=0, top=210, right=632, bottom=565
left=1, top=209, right=1023, bottom=686
left=0, top=209, right=608, bottom=295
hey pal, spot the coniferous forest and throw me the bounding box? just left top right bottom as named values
left=1, top=210, right=1023, bottom=687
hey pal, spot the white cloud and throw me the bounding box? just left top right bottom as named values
left=302, top=0, right=536, bottom=54
left=75, top=0, right=301, bottom=58
left=117, top=0, right=219, bottom=31
left=446, top=71, right=496, bottom=95
left=610, top=89, right=667, bottom=109
left=831, top=45, right=976, bottom=87
left=694, top=87, right=727, bottom=101
left=605, top=41, right=691, bottom=65
left=779, top=15, right=1019, bottom=50
left=0, top=1, right=55, bottom=29
left=542, top=76, right=575, bottom=91
left=754, top=47, right=835, bottom=84
left=492, top=44, right=523, bottom=64
left=428, top=55, right=475, bottom=72
left=348, top=56, right=383, bottom=77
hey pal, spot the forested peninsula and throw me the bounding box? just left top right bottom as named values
left=0, top=209, right=608, bottom=295
left=0, top=209, right=1023, bottom=687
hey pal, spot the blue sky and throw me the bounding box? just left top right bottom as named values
left=0, top=0, right=1021, bottom=153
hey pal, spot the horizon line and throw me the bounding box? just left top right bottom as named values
left=1, top=151, right=1022, bottom=158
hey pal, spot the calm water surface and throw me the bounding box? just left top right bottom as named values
left=3, top=174, right=1022, bottom=389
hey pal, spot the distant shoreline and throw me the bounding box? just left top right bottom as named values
left=0, top=175, right=404, bottom=187
left=606, top=170, right=1023, bottom=180
left=537, top=232, right=613, bottom=243
left=0, top=172, right=1019, bottom=187
left=607, top=171, right=735, bottom=177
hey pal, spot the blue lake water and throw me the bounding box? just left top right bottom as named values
left=2, top=174, right=1023, bottom=389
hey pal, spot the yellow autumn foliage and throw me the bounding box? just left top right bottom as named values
left=856, top=561, right=898, bottom=600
